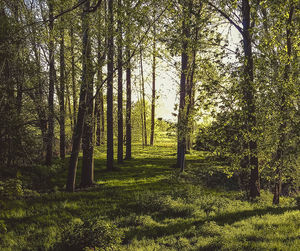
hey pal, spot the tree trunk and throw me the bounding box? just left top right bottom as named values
left=117, top=0, right=123, bottom=163
left=177, top=1, right=191, bottom=172
left=273, top=4, right=294, bottom=205
left=125, top=44, right=132, bottom=159
left=95, top=56, right=103, bottom=146
left=70, top=26, right=77, bottom=127
left=107, top=0, right=114, bottom=170
left=81, top=11, right=94, bottom=187
left=46, top=0, right=55, bottom=166
left=241, top=0, right=260, bottom=199
left=66, top=0, right=90, bottom=192
left=186, top=26, right=198, bottom=152
left=81, top=77, right=94, bottom=187
left=139, top=78, right=144, bottom=147
left=66, top=78, right=73, bottom=132
left=150, top=22, right=156, bottom=146
left=140, top=47, right=147, bottom=146
left=59, top=5, right=66, bottom=159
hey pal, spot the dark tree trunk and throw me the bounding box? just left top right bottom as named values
left=150, top=23, right=156, bottom=146
left=81, top=25, right=94, bottom=187
left=59, top=7, right=66, bottom=159
left=273, top=4, right=294, bottom=205
left=241, top=0, right=260, bottom=199
left=66, top=0, right=90, bottom=192
left=81, top=81, right=94, bottom=187
left=107, top=0, right=114, bottom=170
left=177, top=1, right=191, bottom=172
left=46, top=0, right=55, bottom=166
left=117, top=0, right=123, bottom=163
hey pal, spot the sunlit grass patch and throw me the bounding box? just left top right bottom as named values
left=0, top=136, right=299, bottom=250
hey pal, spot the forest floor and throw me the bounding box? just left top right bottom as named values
left=0, top=134, right=299, bottom=250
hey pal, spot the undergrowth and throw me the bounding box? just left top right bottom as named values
left=0, top=135, right=299, bottom=250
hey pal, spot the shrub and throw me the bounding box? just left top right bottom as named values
left=0, top=178, right=23, bottom=199
left=58, top=217, right=123, bottom=251
left=0, top=220, right=7, bottom=234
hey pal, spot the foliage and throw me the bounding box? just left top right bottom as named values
left=0, top=179, right=23, bottom=199
left=57, top=218, right=123, bottom=251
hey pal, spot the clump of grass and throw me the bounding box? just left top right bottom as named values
left=57, top=217, right=123, bottom=251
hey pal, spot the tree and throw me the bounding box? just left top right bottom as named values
left=125, top=0, right=132, bottom=160
left=46, top=0, right=55, bottom=166
left=107, top=0, right=115, bottom=170
left=117, top=0, right=124, bottom=163
left=67, top=0, right=92, bottom=192
left=59, top=0, right=66, bottom=159
left=150, top=19, right=156, bottom=146
left=140, top=46, right=147, bottom=146
left=207, top=0, right=260, bottom=198
left=81, top=0, right=95, bottom=187
left=177, top=0, right=192, bottom=172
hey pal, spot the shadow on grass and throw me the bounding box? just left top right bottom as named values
left=122, top=206, right=298, bottom=244
left=209, top=206, right=299, bottom=226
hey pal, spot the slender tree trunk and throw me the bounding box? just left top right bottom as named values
left=139, top=79, right=144, bottom=147
left=46, top=0, right=55, bottom=166
left=177, top=1, right=191, bottom=172
left=81, top=24, right=94, bottom=187
left=66, top=0, right=90, bottom=192
left=32, top=41, right=48, bottom=159
left=100, top=88, right=105, bottom=144
left=70, top=26, right=77, bottom=126
left=81, top=80, right=94, bottom=186
left=107, top=0, right=114, bottom=170
left=66, top=80, right=73, bottom=132
left=186, top=26, right=198, bottom=152
left=140, top=47, right=147, bottom=146
left=273, top=4, right=294, bottom=205
left=95, top=58, right=102, bottom=146
left=150, top=23, right=156, bottom=146
left=125, top=44, right=132, bottom=159
left=59, top=6, right=66, bottom=159
left=117, top=0, right=123, bottom=163
left=241, top=0, right=260, bottom=199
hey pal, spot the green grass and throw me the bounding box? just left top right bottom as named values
left=0, top=135, right=299, bottom=250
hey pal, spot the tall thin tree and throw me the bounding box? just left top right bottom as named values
left=177, top=0, right=191, bottom=172
left=117, top=0, right=124, bottom=163
left=46, top=0, right=55, bottom=165
left=273, top=3, right=294, bottom=205
left=66, top=0, right=91, bottom=192
left=150, top=21, right=156, bottom=146
left=59, top=1, right=66, bottom=159
left=107, top=0, right=114, bottom=170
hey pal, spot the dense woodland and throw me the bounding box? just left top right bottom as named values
left=0, top=0, right=300, bottom=250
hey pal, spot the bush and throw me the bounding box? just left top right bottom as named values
left=58, top=217, right=123, bottom=251
left=0, top=220, right=7, bottom=234
left=0, top=178, right=23, bottom=199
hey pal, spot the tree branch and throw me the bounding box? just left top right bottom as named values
left=206, top=0, right=244, bottom=35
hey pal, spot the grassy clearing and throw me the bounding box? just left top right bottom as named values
left=0, top=135, right=299, bottom=250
